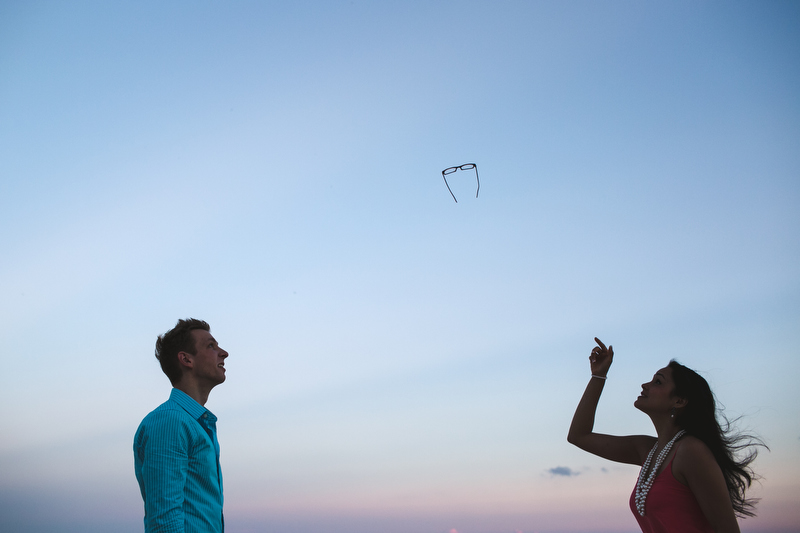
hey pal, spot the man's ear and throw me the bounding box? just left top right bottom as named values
left=177, top=351, right=194, bottom=370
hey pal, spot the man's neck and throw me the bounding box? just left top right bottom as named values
left=174, top=380, right=211, bottom=406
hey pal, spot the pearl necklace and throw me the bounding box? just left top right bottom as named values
left=634, top=429, right=686, bottom=516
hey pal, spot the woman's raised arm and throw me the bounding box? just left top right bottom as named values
left=567, top=338, right=652, bottom=465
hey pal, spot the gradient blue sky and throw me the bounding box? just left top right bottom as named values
left=1, top=1, right=798, bottom=532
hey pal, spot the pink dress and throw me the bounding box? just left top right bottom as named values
left=629, top=452, right=714, bottom=532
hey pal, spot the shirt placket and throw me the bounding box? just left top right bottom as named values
left=200, top=412, right=224, bottom=531
left=200, top=413, right=221, bottom=475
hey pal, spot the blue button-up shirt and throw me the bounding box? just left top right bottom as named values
left=134, top=388, right=224, bottom=532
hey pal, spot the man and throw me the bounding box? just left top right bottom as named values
left=134, top=318, right=229, bottom=532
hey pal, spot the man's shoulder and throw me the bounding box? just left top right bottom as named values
left=137, top=397, right=194, bottom=431
left=135, top=401, right=200, bottom=452
left=149, top=394, right=184, bottom=413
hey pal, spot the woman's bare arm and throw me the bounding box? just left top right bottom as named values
left=567, top=338, right=653, bottom=465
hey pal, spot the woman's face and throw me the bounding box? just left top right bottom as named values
left=634, top=366, right=677, bottom=414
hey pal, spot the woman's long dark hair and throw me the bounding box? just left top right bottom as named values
left=669, top=360, right=766, bottom=518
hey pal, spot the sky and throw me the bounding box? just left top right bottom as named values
left=1, top=1, right=798, bottom=532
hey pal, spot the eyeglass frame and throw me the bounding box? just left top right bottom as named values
left=441, top=163, right=480, bottom=203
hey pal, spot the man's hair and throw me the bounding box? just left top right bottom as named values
left=155, top=318, right=210, bottom=384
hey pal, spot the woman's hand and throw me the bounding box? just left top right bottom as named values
left=590, top=337, right=613, bottom=377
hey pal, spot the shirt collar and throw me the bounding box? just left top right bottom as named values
left=169, top=388, right=216, bottom=421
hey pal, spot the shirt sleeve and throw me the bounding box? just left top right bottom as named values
left=138, top=410, right=190, bottom=533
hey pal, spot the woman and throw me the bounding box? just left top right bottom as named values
left=567, top=338, right=762, bottom=533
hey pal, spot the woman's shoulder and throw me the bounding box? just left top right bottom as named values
left=677, top=434, right=713, bottom=457
left=672, top=434, right=719, bottom=484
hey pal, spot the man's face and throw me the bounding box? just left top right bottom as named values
left=189, top=329, right=228, bottom=387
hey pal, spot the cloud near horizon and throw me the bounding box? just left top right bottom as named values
left=547, top=466, right=579, bottom=477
